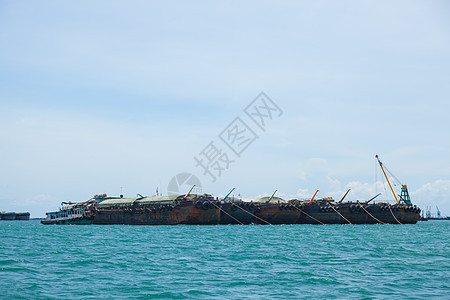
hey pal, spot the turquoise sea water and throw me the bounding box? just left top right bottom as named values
left=0, top=221, right=448, bottom=299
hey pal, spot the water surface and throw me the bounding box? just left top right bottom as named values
left=0, top=221, right=448, bottom=299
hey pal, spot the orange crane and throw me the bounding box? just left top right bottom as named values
left=307, top=190, right=319, bottom=205
left=376, top=155, right=411, bottom=205
left=376, top=155, right=399, bottom=204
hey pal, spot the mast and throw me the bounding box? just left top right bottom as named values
left=375, top=155, right=400, bottom=204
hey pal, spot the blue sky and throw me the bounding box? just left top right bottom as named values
left=1, top=1, right=449, bottom=217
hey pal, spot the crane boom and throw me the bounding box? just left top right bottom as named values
left=308, top=190, right=319, bottom=205
left=222, top=188, right=235, bottom=202
left=376, top=155, right=400, bottom=204
left=184, top=185, right=196, bottom=199
left=267, top=190, right=278, bottom=203
left=339, top=189, right=351, bottom=203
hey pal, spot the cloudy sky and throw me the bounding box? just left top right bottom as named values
left=1, top=1, right=449, bottom=217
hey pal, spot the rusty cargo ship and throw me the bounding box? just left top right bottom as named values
left=41, top=155, right=421, bottom=225
left=41, top=193, right=420, bottom=225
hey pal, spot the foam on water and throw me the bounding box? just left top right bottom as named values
left=0, top=221, right=448, bottom=299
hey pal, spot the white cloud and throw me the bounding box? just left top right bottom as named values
left=326, top=176, right=341, bottom=191
left=322, top=180, right=387, bottom=203
left=412, top=180, right=450, bottom=216
left=295, top=188, right=311, bottom=199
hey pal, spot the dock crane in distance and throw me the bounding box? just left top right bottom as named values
left=375, top=155, right=412, bottom=205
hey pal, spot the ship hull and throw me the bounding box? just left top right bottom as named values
left=1, top=212, right=30, bottom=220
left=93, top=200, right=220, bottom=225
left=292, top=203, right=419, bottom=225
left=92, top=202, right=419, bottom=225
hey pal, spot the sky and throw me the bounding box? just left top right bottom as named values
left=1, top=0, right=449, bottom=217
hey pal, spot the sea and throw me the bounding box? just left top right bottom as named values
left=0, top=220, right=448, bottom=299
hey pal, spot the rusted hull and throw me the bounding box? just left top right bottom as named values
left=254, top=203, right=419, bottom=225
left=91, top=201, right=419, bottom=225
left=92, top=201, right=257, bottom=225
left=93, top=201, right=220, bottom=225
left=219, top=202, right=255, bottom=224
left=295, top=203, right=419, bottom=225
left=298, top=205, right=343, bottom=224
left=254, top=203, right=300, bottom=225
